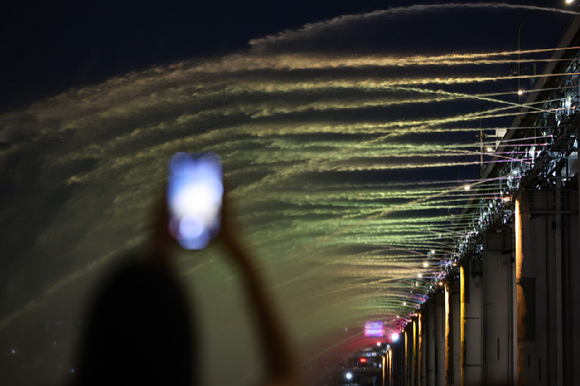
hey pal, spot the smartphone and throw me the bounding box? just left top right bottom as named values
left=167, top=152, right=223, bottom=250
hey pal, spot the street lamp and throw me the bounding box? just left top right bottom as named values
left=517, top=1, right=575, bottom=104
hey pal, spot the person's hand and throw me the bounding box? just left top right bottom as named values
left=217, top=185, right=252, bottom=271
left=149, top=180, right=247, bottom=269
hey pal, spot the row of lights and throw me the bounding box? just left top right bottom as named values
left=393, top=0, right=577, bottom=350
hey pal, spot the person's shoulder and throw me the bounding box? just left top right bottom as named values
left=106, top=252, right=173, bottom=282
left=262, top=379, right=300, bottom=386
left=88, top=252, right=182, bottom=308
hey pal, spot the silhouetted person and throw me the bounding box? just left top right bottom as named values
left=74, top=183, right=298, bottom=386
left=74, top=257, right=195, bottom=386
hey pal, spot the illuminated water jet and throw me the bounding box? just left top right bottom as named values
left=0, top=5, right=573, bottom=384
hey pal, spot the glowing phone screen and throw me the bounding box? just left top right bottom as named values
left=167, top=152, right=223, bottom=250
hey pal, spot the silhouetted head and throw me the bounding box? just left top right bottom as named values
left=74, top=258, right=195, bottom=386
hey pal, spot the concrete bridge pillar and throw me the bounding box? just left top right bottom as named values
left=421, top=309, right=428, bottom=386
left=516, top=187, right=580, bottom=385
left=425, top=301, right=435, bottom=386
left=482, top=224, right=515, bottom=385
left=461, top=259, right=482, bottom=385
left=413, top=319, right=418, bottom=386
left=446, top=277, right=461, bottom=386
left=406, top=321, right=416, bottom=386
left=434, top=290, right=445, bottom=386
left=394, top=332, right=405, bottom=386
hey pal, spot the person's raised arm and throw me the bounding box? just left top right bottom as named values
left=218, top=191, right=299, bottom=386
left=151, top=183, right=299, bottom=385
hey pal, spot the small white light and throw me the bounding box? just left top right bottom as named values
left=464, top=185, right=471, bottom=191
left=403, top=302, right=407, bottom=306
left=486, top=147, right=493, bottom=152
left=391, top=332, right=400, bottom=342
left=423, top=262, right=429, bottom=268
left=518, top=90, right=523, bottom=95
left=377, top=342, right=381, bottom=347
left=418, top=274, right=423, bottom=278
left=431, top=249, right=435, bottom=254
left=345, top=372, right=353, bottom=380
left=11, top=349, right=15, bottom=354
left=566, top=0, right=574, bottom=4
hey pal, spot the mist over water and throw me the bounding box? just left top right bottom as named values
left=0, top=3, right=575, bottom=385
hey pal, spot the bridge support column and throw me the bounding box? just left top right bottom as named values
left=452, top=278, right=461, bottom=386
left=461, top=259, right=482, bottom=385
left=393, top=332, right=405, bottom=386
left=425, top=301, right=435, bottom=386
left=413, top=318, right=418, bottom=386
left=482, top=224, right=515, bottom=385
left=406, top=322, right=416, bottom=386
left=516, top=187, right=580, bottom=385
left=446, top=277, right=461, bottom=386
left=421, top=309, right=428, bottom=386
left=434, top=290, right=445, bottom=386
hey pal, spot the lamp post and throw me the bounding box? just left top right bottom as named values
left=517, top=0, right=575, bottom=105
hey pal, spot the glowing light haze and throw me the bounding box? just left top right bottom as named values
left=0, top=3, right=576, bottom=385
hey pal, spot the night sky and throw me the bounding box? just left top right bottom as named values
left=0, top=1, right=577, bottom=385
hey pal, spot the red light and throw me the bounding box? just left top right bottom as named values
left=359, top=358, right=367, bottom=363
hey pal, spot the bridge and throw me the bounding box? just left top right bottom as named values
left=377, top=13, right=580, bottom=386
